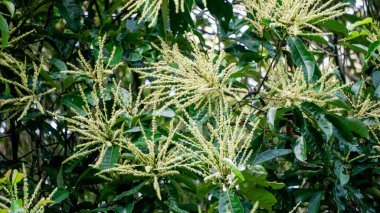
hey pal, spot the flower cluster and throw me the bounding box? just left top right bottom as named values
left=348, top=83, right=380, bottom=141
left=121, top=0, right=207, bottom=27
left=0, top=164, right=57, bottom=213
left=50, top=81, right=128, bottom=168
left=98, top=118, right=196, bottom=200
left=243, top=0, right=347, bottom=36
left=365, top=20, right=380, bottom=43
left=176, top=107, right=258, bottom=188
left=262, top=62, right=343, bottom=108
left=134, top=38, right=247, bottom=113
left=0, top=53, right=56, bottom=121
left=64, top=35, right=121, bottom=83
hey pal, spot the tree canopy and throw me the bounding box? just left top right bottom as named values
left=0, top=0, right=380, bottom=212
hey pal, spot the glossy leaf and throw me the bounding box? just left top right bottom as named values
left=0, top=14, right=9, bottom=48
left=218, top=190, right=244, bottom=213
left=294, top=136, right=307, bottom=162
left=222, top=158, right=245, bottom=181
left=253, top=149, right=292, bottom=165
left=99, top=146, right=120, bottom=170
left=307, top=191, right=324, bottom=213
left=287, top=37, right=321, bottom=83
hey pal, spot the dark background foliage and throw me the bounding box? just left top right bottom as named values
left=1, top=0, right=380, bottom=212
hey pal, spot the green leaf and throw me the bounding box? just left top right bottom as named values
left=307, top=191, right=324, bottom=213
left=351, top=80, right=363, bottom=96
left=52, top=58, right=68, bottom=71
left=339, top=42, right=368, bottom=54
left=287, top=37, right=321, bottom=83
left=334, top=161, right=350, bottom=186
left=57, top=0, right=82, bottom=31
left=112, top=181, right=148, bottom=202
left=267, top=107, right=277, bottom=131
left=344, top=31, right=368, bottom=41
left=152, top=108, right=175, bottom=118
left=126, top=52, right=143, bottom=62
left=169, top=0, right=194, bottom=35
left=325, top=114, right=354, bottom=142
left=11, top=170, right=23, bottom=186
left=316, top=117, right=334, bottom=141
left=52, top=188, right=69, bottom=204
left=301, top=102, right=333, bottom=139
left=294, top=136, right=307, bottom=162
left=126, top=203, right=134, bottom=213
left=1, top=1, right=15, bottom=16
left=375, top=85, right=380, bottom=98
left=365, top=41, right=380, bottom=62
left=99, top=146, right=120, bottom=170
left=206, top=0, right=233, bottom=35
left=2, top=82, right=10, bottom=95
left=0, top=14, right=9, bottom=48
left=341, top=117, right=369, bottom=138
left=218, top=190, right=243, bottom=213
left=60, top=93, right=87, bottom=116
left=10, top=199, right=23, bottom=212
left=317, top=20, right=348, bottom=36
left=57, top=167, right=64, bottom=188
left=347, top=17, right=372, bottom=30
left=63, top=76, right=76, bottom=89
left=107, top=45, right=123, bottom=66
left=222, top=158, right=245, bottom=181
left=253, top=149, right=292, bottom=165
left=266, top=181, right=285, bottom=190
left=161, top=0, right=169, bottom=32
left=293, top=107, right=306, bottom=130
left=0, top=170, right=12, bottom=184
left=237, top=185, right=277, bottom=211
left=37, top=199, right=54, bottom=206
left=372, top=71, right=380, bottom=88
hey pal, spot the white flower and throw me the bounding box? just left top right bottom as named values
left=243, top=0, right=347, bottom=36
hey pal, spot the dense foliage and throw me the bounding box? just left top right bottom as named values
left=0, top=0, right=380, bottom=212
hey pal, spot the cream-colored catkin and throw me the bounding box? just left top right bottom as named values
left=176, top=105, right=259, bottom=187
left=263, top=62, right=345, bottom=109
left=133, top=36, right=247, bottom=113
left=63, top=35, right=121, bottom=83
left=51, top=35, right=129, bottom=167
left=0, top=165, right=57, bottom=213
left=243, top=0, right=347, bottom=36
left=347, top=83, right=380, bottom=145
left=0, top=53, right=56, bottom=121
left=96, top=115, right=195, bottom=200
left=121, top=0, right=206, bottom=27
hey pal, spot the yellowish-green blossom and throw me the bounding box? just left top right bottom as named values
left=134, top=38, right=247, bottom=113
left=176, top=106, right=258, bottom=188
left=63, top=35, right=121, bottom=83
left=49, top=81, right=128, bottom=168
left=348, top=83, right=380, bottom=141
left=121, top=0, right=207, bottom=27
left=263, top=62, right=343, bottom=108
left=2, top=28, right=36, bottom=49
left=99, top=118, right=195, bottom=200
left=243, top=0, right=347, bottom=36
left=0, top=53, right=56, bottom=121
left=0, top=164, right=57, bottom=213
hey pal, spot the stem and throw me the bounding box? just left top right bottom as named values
left=234, top=35, right=286, bottom=108
left=10, top=120, right=19, bottom=161
left=94, top=0, right=103, bottom=24
left=38, top=4, right=54, bottom=55
left=254, top=37, right=286, bottom=94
